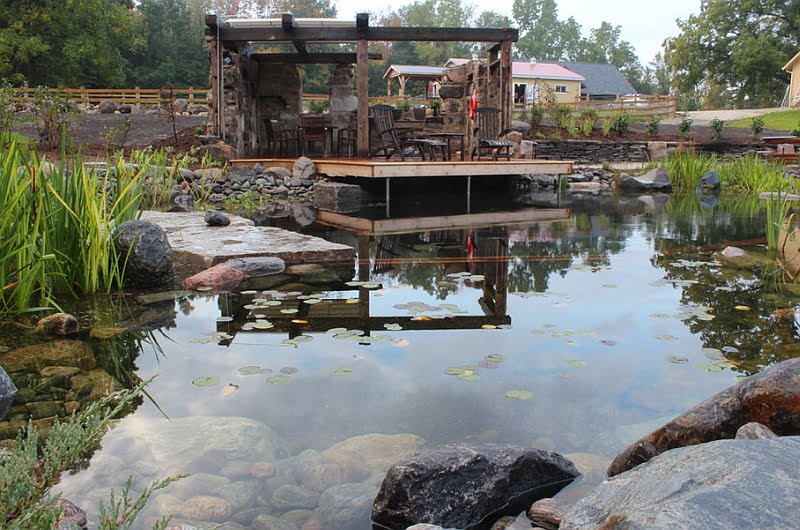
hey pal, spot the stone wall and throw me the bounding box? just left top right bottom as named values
left=534, top=140, right=650, bottom=164
left=328, top=65, right=356, bottom=130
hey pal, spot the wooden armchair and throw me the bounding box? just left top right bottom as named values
left=370, top=104, right=446, bottom=161
left=264, top=119, right=300, bottom=157
left=472, top=107, right=513, bottom=160
left=299, top=115, right=330, bottom=157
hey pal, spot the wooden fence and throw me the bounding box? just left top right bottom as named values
left=514, top=95, right=678, bottom=116
left=10, top=87, right=209, bottom=105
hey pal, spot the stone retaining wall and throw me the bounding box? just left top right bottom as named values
left=533, top=140, right=650, bottom=164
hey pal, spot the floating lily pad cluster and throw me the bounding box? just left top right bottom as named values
left=650, top=304, right=715, bottom=322
left=445, top=271, right=486, bottom=283
left=191, top=331, right=233, bottom=344
left=512, top=290, right=570, bottom=300
left=237, top=364, right=300, bottom=384
left=326, top=327, right=391, bottom=345
left=281, top=335, right=313, bottom=347
left=392, top=301, right=468, bottom=318
left=445, top=354, right=506, bottom=381
left=664, top=346, right=738, bottom=370
left=669, top=259, right=719, bottom=269
left=569, top=263, right=611, bottom=273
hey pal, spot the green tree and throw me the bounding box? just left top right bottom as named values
left=578, top=21, right=644, bottom=91
left=665, top=0, right=798, bottom=109
left=512, top=0, right=580, bottom=60
left=126, top=0, right=208, bottom=88
left=0, top=0, right=138, bottom=86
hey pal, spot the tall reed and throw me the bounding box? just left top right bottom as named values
left=0, top=143, right=146, bottom=317
left=765, top=190, right=791, bottom=251
left=718, top=155, right=790, bottom=193
left=660, top=151, right=717, bottom=191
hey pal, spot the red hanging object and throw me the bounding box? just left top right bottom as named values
left=469, top=89, right=477, bottom=120
left=466, top=233, right=475, bottom=259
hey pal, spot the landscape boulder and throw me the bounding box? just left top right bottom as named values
left=371, top=443, right=579, bottom=530
left=0, top=365, right=17, bottom=421
left=562, top=437, right=800, bottom=529
left=36, top=312, right=79, bottom=335
left=607, top=357, right=800, bottom=477
left=113, top=220, right=175, bottom=289
left=714, top=245, right=772, bottom=271
left=697, top=170, right=721, bottom=191
left=224, top=256, right=286, bottom=277
left=97, top=100, right=119, bottom=114
left=313, top=182, right=362, bottom=212
left=171, top=98, right=189, bottom=114
left=204, top=210, right=231, bottom=226
left=293, top=157, right=318, bottom=181
left=618, top=167, right=672, bottom=192
left=182, top=264, right=246, bottom=292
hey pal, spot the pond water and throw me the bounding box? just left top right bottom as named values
left=4, top=190, right=800, bottom=529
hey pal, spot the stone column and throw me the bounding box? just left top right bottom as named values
left=328, top=65, right=357, bottom=130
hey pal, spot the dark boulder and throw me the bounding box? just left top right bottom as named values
left=204, top=210, right=231, bottom=226
left=0, top=365, right=17, bottom=420
left=608, top=357, right=800, bottom=477
left=371, top=443, right=579, bottom=530
left=224, top=257, right=285, bottom=277
left=562, top=437, right=800, bottom=529
left=697, top=170, right=721, bottom=191
left=112, top=220, right=175, bottom=290
left=618, top=167, right=672, bottom=192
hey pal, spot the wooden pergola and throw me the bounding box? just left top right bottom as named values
left=205, top=13, right=518, bottom=158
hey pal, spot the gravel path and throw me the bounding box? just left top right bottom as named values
left=662, top=108, right=785, bottom=126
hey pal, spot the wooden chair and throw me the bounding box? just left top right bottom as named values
left=370, top=104, right=446, bottom=161
left=264, top=119, right=300, bottom=157
left=299, top=115, right=330, bottom=157
left=472, top=107, right=513, bottom=161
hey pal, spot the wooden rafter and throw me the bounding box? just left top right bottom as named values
left=252, top=52, right=382, bottom=64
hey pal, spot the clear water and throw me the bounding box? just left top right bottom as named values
left=4, top=191, right=800, bottom=529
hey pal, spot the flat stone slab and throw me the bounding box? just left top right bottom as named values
left=141, top=211, right=353, bottom=272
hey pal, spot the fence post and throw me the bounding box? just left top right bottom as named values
left=188, top=87, right=194, bottom=103
left=135, top=87, right=141, bottom=105
left=80, top=86, right=87, bottom=104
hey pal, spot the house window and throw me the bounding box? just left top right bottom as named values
left=514, top=83, right=527, bottom=104
left=554, top=85, right=568, bottom=93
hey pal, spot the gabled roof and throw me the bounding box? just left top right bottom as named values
left=784, top=51, right=800, bottom=71
left=543, top=61, right=636, bottom=96
left=383, top=65, right=447, bottom=79
left=512, top=62, right=584, bottom=81
left=444, top=58, right=470, bottom=67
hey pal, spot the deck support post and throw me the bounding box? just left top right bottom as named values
left=385, top=177, right=391, bottom=218
left=466, top=176, right=471, bottom=214
left=356, top=39, right=370, bottom=157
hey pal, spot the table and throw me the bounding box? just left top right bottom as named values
left=429, top=132, right=466, bottom=161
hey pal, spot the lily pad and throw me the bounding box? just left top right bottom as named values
left=216, top=316, right=234, bottom=323
left=304, top=299, right=321, bottom=305
left=280, top=308, right=299, bottom=314
left=327, top=327, right=348, bottom=334
left=294, top=335, right=313, bottom=343
left=384, top=323, right=403, bottom=331
left=253, top=320, right=274, bottom=330
left=468, top=274, right=485, bottom=282
left=281, top=339, right=299, bottom=347
left=266, top=375, right=292, bottom=384
left=702, top=347, right=725, bottom=361
left=362, top=282, right=381, bottom=289
left=332, top=368, right=353, bottom=375
left=567, top=360, right=587, bottom=367
left=280, top=367, right=299, bottom=374
left=192, top=376, right=220, bottom=387
left=445, top=367, right=466, bottom=375
left=240, top=290, right=257, bottom=295
left=665, top=355, right=689, bottom=364
left=485, top=354, right=505, bottom=362
left=458, top=373, right=480, bottom=381
left=481, top=324, right=497, bottom=330
left=505, top=390, right=533, bottom=400
left=734, top=305, right=751, bottom=311
left=195, top=286, right=213, bottom=292
left=263, top=300, right=282, bottom=306
left=497, top=324, right=513, bottom=330
left=698, top=362, right=724, bottom=372
left=345, top=281, right=364, bottom=286
left=238, top=366, right=272, bottom=376
left=656, top=334, right=679, bottom=341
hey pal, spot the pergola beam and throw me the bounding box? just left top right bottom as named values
left=252, top=52, right=382, bottom=64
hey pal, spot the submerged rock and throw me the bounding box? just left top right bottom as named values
left=562, top=437, right=800, bottom=529
left=321, top=433, right=425, bottom=481
left=182, top=264, right=246, bottom=292
left=371, top=443, right=579, bottom=530
left=715, top=245, right=772, bottom=271
left=0, top=340, right=95, bottom=372
left=36, top=313, right=79, bottom=335
left=618, top=167, right=672, bottom=192
left=608, top=357, right=800, bottom=477
left=317, top=482, right=377, bottom=530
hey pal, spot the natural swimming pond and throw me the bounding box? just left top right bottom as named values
left=3, top=190, right=800, bottom=529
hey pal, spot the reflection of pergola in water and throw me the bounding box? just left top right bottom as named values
left=215, top=207, right=570, bottom=341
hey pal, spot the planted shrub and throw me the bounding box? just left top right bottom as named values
left=646, top=114, right=661, bottom=136
left=550, top=105, right=572, bottom=126
left=581, top=118, right=594, bottom=137
left=600, top=117, right=614, bottom=137
left=528, top=104, right=544, bottom=128
left=613, top=113, right=630, bottom=136
left=32, top=86, right=73, bottom=149
left=709, top=117, right=726, bottom=139
left=678, top=114, right=693, bottom=137
left=751, top=116, right=765, bottom=140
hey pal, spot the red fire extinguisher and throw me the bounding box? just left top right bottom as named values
left=466, top=233, right=475, bottom=259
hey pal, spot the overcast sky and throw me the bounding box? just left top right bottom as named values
left=333, top=0, right=701, bottom=63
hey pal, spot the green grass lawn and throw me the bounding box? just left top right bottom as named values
left=729, top=109, right=800, bottom=132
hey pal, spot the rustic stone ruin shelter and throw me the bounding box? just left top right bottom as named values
left=204, top=14, right=518, bottom=158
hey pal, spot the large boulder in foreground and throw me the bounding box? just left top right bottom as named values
left=371, top=443, right=578, bottom=530
left=618, top=167, right=672, bottom=192
left=608, top=357, right=800, bottom=477
left=112, top=220, right=175, bottom=289
left=562, top=437, right=800, bottom=529
left=0, top=365, right=17, bottom=421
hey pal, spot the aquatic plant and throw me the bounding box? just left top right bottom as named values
left=718, top=155, right=789, bottom=193
left=0, top=142, right=146, bottom=316
left=661, top=151, right=717, bottom=190
left=765, top=190, right=791, bottom=251
left=0, top=378, right=184, bottom=530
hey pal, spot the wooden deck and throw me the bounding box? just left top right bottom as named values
left=316, top=208, right=571, bottom=235
left=230, top=157, right=573, bottom=178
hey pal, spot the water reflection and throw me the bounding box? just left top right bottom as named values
left=2, top=192, right=799, bottom=528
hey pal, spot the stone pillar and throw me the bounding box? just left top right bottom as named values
left=328, top=65, right=357, bottom=130
left=255, top=64, right=303, bottom=156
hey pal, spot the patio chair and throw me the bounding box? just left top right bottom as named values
left=370, top=104, right=446, bottom=161
left=264, top=119, right=300, bottom=157
left=471, top=107, right=513, bottom=161
left=299, top=115, right=331, bottom=157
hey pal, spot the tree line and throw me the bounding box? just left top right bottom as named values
left=0, top=0, right=792, bottom=108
